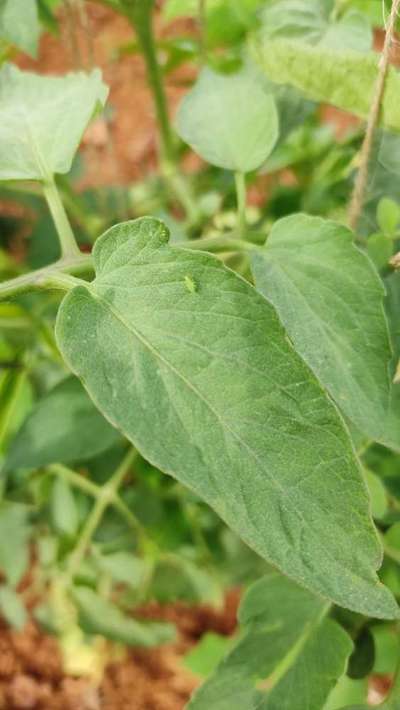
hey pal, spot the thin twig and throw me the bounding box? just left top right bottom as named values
left=348, top=0, right=400, bottom=231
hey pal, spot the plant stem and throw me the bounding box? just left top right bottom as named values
left=47, top=462, right=147, bottom=544
left=234, top=171, right=247, bottom=238
left=0, top=254, right=93, bottom=301
left=47, top=464, right=99, bottom=498
left=180, top=233, right=260, bottom=252
left=161, top=160, right=201, bottom=226
left=122, top=0, right=174, bottom=162
left=348, top=0, right=400, bottom=231
left=42, top=176, right=81, bottom=257
left=0, top=227, right=263, bottom=302
left=120, top=0, right=200, bottom=223
left=66, top=448, right=137, bottom=581
left=112, top=496, right=147, bottom=540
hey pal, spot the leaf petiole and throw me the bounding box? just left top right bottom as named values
left=43, top=176, right=81, bottom=258
left=234, top=171, right=247, bottom=239
left=64, top=448, right=142, bottom=582
left=0, top=254, right=93, bottom=302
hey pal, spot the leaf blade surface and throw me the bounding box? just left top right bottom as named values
left=56, top=217, right=398, bottom=618
left=188, top=573, right=352, bottom=710
left=0, top=64, right=108, bottom=181
left=251, top=214, right=392, bottom=441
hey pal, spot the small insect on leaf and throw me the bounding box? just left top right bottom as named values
left=184, top=275, right=197, bottom=293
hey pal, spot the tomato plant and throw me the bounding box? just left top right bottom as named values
left=1, top=0, right=400, bottom=707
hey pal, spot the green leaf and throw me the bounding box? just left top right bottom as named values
left=184, top=633, right=233, bottom=678
left=188, top=572, right=352, bottom=710
left=163, top=0, right=263, bottom=38
left=163, top=0, right=199, bottom=19
left=260, top=1, right=372, bottom=53
left=175, top=67, right=279, bottom=172
left=371, top=624, right=400, bottom=675
left=0, top=503, right=30, bottom=586
left=94, top=551, right=145, bottom=588
left=0, top=584, right=27, bottom=630
left=37, top=0, right=60, bottom=34
left=323, top=676, right=368, bottom=710
left=153, top=556, right=222, bottom=604
left=0, top=0, right=40, bottom=56
left=377, top=198, right=400, bottom=238
left=56, top=216, right=398, bottom=618
left=381, top=271, right=400, bottom=452
left=50, top=477, right=79, bottom=540
left=0, top=369, right=33, bottom=457
left=349, top=0, right=385, bottom=27
left=72, top=586, right=175, bottom=647
left=3, top=376, right=121, bottom=472
left=366, top=233, right=393, bottom=271
left=254, top=40, right=400, bottom=133
left=364, top=469, right=388, bottom=521
left=251, top=214, right=392, bottom=442
left=0, top=64, right=108, bottom=182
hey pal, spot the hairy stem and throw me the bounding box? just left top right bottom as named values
left=47, top=462, right=147, bottom=543
left=180, top=233, right=260, bottom=252
left=47, top=464, right=100, bottom=498
left=0, top=254, right=93, bottom=301
left=121, top=0, right=174, bottom=162
left=66, top=448, right=137, bottom=581
left=348, top=0, right=400, bottom=231
left=43, top=176, right=81, bottom=257
left=161, top=160, right=201, bottom=226
left=235, top=171, right=247, bottom=238
left=119, top=0, right=200, bottom=223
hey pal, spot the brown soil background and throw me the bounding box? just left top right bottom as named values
left=0, top=592, right=240, bottom=710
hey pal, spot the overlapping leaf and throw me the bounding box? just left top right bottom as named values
left=55, top=216, right=398, bottom=618
left=260, top=0, right=372, bottom=52
left=0, top=64, right=108, bottom=181
left=251, top=214, right=392, bottom=441
left=189, top=572, right=352, bottom=710
left=175, top=67, right=279, bottom=172
left=3, top=376, right=121, bottom=472
left=254, top=40, right=400, bottom=133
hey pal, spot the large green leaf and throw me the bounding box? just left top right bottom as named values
left=251, top=214, right=392, bottom=442
left=260, top=1, right=372, bottom=52
left=254, top=40, right=400, bottom=133
left=188, top=572, right=352, bottom=710
left=0, top=64, right=108, bottom=181
left=55, top=217, right=398, bottom=618
left=0, top=0, right=40, bottom=56
left=3, top=376, right=121, bottom=473
left=175, top=67, right=279, bottom=172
